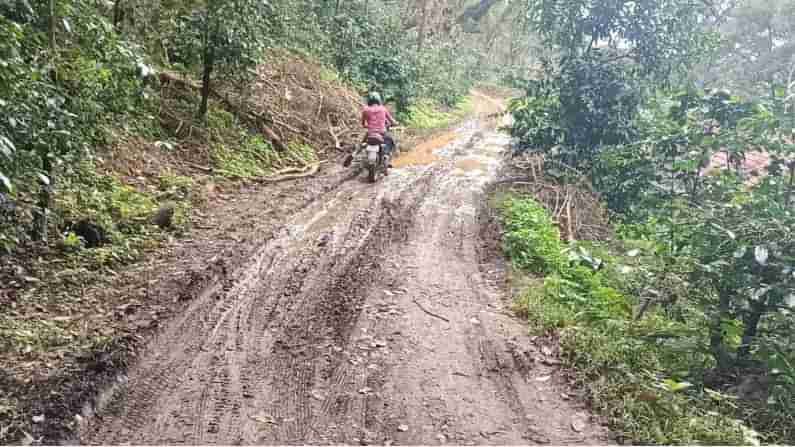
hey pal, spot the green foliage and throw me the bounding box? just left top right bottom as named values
left=38, top=158, right=185, bottom=273
left=170, top=0, right=271, bottom=116
left=525, top=0, right=711, bottom=78
left=400, top=97, right=473, bottom=130
left=698, top=0, right=795, bottom=98
left=507, top=78, right=564, bottom=149
left=57, top=162, right=154, bottom=230
left=415, top=41, right=476, bottom=108
left=510, top=52, right=646, bottom=167
left=513, top=0, right=713, bottom=168
left=0, top=0, right=153, bottom=249
left=499, top=193, right=759, bottom=444
left=498, top=196, right=565, bottom=274
left=507, top=81, right=795, bottom=442
left=356, top=49, right=419, bottom=114
left=54, top=161, right=165, bottom=257
left=592, top=88, right=795, bottom=390
left=208, top=108, right=317, bottom=179
left=509, top=53, right=645, bottom=167
left=267, top=0, right=479, bottom=113
left=157, top=171, right=195, bottom=201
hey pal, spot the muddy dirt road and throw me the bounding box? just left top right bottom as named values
left=81, top=93, right=607, bottom=445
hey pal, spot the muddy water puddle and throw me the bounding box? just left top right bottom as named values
left=455, top=158, right=486, bottom=172
left=390, top=120, right=510, bottom=195
left=392, top=131, right=457, bottom=168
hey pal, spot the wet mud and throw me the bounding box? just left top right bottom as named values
left=80, top=93, right=607, bottom=445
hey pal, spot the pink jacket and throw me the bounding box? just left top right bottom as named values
left=361, top=105, right=395, bottom=134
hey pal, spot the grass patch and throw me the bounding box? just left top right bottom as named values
left=1, top=158, right=193, bottom=444
left=401, top=97, right=473, bottom=130
left=319, top=66, right=341, bottom=83
left=53, top=160, right=190, bottom=269
left=496, top=193, right=761, bottom=445
left=207, top=107, right=317, bottom=179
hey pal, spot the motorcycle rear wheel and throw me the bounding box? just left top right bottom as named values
left=368, top=164, right=376, bottom=183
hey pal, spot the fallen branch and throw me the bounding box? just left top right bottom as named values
left=327, top=114, right=341, bottom=149
left=412, top=298, right=450, bottom=323
left=159, top=71, right=200, bottom=90
left=267, top=163, right=324, bottom=177
left=187, top=162, right=214, bottom=173
left=272, top=117, right=306, bottom=137
left=256, top=162, right=321, bottom=184
left=316, top=94, right=324, bottom=119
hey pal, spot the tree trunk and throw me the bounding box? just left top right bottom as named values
left=48, top=0, right=56, bottom=50
left=198, top=11, right=216, bottom=119
left=112, top=0, right=124, bottom=30
left=32, top=157, right=53, bottom=243
left=738, top=297, right=767, bottom=359
left=199, top=53, right=214, bottom=118
left=33, top=0, right=57, bottom=243
left=710, top=287, right=733, bottom=371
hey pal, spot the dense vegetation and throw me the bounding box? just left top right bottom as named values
left=505, top=0, right=795, bottom=443
left=0, top=0, right=529, bottom=254
left=0, top=1, right=535, bottom=443
left=4, top=0, right=793, bottom=444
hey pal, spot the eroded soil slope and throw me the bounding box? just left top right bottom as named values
left=81, top=93, right=607, bottom=445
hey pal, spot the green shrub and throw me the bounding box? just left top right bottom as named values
left=498, top=192, right=759, bottom=445
left=498, top=196, right=565, bottom=274
left=56, top=161, right=157, bottom=237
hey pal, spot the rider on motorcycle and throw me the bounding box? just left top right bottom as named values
left=361, top=92, right=398, bottom=168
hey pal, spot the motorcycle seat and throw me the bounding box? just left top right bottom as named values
left=366, top=133, right=384, bottom=146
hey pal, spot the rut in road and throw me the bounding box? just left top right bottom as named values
left=82, top=98, right=607, bottom=445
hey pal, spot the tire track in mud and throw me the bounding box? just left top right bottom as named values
left=81, top=158, right=437, bottom=445
left=293, top=113, right=608, bottom=446
left=241, top=169, right=437, bottom=444
left=83, top=94, right=608, bottom=445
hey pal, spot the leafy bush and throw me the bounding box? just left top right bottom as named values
left=355, top=49, right=420, bottom=114
left=507, top=78, right=565, bottom=151
left=498, top=196, right=565, bottom=274
left=507, top=1, right=795, bottom=440
left=267, top=1, right=476, bottom=114
left=157, top=171, right=195, bottom=201
left=56, top=161, right=157, bottom=236
left=499, top=193, right=759, bottom=444
left=0, top=1, right=153, bottom=249
left=507, top=88, right=795, bottom=443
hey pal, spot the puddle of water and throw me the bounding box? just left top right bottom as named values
left=455, top=158, right=486, bottom=172
left=392, top=131, right=457, bottom=168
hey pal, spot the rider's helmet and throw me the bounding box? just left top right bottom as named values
left=367, top=91, right=382, bottom=106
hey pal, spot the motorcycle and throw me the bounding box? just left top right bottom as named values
left=343, top=125, right=401, bottom=183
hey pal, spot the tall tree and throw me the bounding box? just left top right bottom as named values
left=701, top=0, right=795, bottom=97
left=173, top=0, right=270, bottom=118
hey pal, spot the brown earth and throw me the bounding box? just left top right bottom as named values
left=73, top=92, right=607, bottom=445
